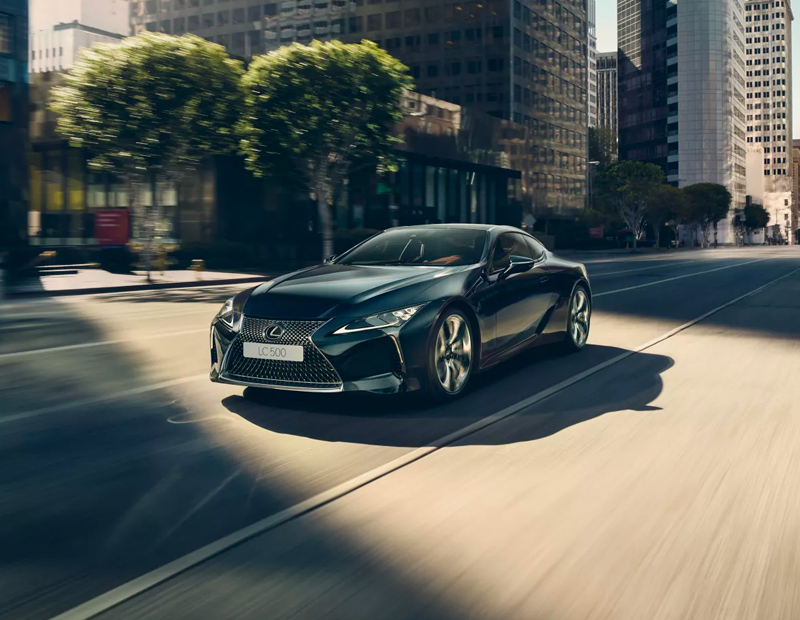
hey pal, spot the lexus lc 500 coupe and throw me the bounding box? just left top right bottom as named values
left=210, top=224, right=591, bottom=400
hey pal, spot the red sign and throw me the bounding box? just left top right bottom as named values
left=95, top=210, right=130, bottom=246
left=589, top=227, right=604, bottom=239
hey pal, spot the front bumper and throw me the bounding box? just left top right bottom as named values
left=210, top=313, right=431, bottom=395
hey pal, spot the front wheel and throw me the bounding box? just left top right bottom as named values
left=426, top=309, right=474, bottom=400
left=562, top=285, right=591, bottom=352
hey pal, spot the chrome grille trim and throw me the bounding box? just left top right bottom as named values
left=222, top=317, right=343, bottom=390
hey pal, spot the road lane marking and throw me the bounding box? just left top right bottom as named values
left=0, top=374, right=209, bottom=426
left=589, top=259, right=703, bottom=277
left=50, top=264, right=800, bottom=620
left=594, top=258, right=771, bottom=297
left=0, top=328, right=208, bottom=360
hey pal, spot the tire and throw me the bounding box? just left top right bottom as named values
left=425, top=308, right=475, bottom=401
left=561, top=285, right=591, bottom=353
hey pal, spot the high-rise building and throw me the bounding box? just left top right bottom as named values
left=588, top=0, right=597, bottom=128
left=618, top=0, right=669, bottom=168
left=30, top=0, right=129, bottom=74
left=619, top=0, right=748, bottom=243
left=0, top=0, right=28, bottom=253
left=743, top=0, right=793, bottom=243
left=130, top=0, right=590, bottom=217
left=596, top=50, right=617, bottom=136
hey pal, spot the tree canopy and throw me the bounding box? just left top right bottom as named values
left=649, top=184, right=687, bottom=248
left=239, top=40, right=413, bottom=257
left=588, top=127, right=618, bottom=169
left=51, top=33, right=244, bottom=178
left=683, top=183, right=732, bottom=246
left=744, top=203, right=770, bottom=238
left=595, top=161, right=664, bottom=249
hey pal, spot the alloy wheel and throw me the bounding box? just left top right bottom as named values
left=434, top=314, right=473, bottom=394
left=570, top=288, right=590, bottom=348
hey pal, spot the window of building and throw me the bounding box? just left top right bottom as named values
left=0, top=13, right=12, bottom=55
left=385, top=10, right=400, bottom=27
left=467, top=59, right=481, bottom=74
left=367, top=13, right=382, bottom=30
left=202, top=13, right=214, bottom=27
left=425, top=6, right=441, bottom=21
left=264, top=3, right=277, bottom=16
left=188, top=14, right=200, bottom=29
left=428, top=32, right=439, bottom=45
left=427, top=63, right=438, bottom=77
left=448, top=61, right=461, bottom=76
left=404, top=8, right=421, bottom=25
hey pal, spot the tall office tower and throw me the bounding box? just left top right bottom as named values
left=596, top=51, right=617, bottom=136
left=0, top=0, right=29, bottom=252
left=588, top=0, right=597, bottom=128
left=131, top=0, right=591, bottom=216
left=744, top=0, right=793, bottom=242
left=619, top=0, right=748, bottom=242
left=30, top=0, right=129, bottom=73
left=618, top=0, right=669, bottom=168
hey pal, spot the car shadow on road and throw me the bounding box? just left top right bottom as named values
left=222, top=345, right=674, bottom=449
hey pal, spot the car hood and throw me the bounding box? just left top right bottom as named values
left=243, top=263, right=461, bottom=319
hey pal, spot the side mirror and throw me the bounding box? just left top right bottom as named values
left=324, top=254, right=337, bottom=264
left=501, top=255, right=535, bottom=279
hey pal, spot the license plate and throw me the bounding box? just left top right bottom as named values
left=243, top=342, right=304, bottom=362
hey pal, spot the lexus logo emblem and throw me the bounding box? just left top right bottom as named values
left=264, top=324, right=285, bottom=340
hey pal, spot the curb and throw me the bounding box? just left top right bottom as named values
left=6, top=276, right=272, bottom=299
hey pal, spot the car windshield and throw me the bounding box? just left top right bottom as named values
left=336, top=228, right=488, bottom=267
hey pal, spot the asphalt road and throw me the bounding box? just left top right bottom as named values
left=2, top=247, right=799, bottom=620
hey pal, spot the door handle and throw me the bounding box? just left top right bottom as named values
left=540, top=276, right=550, bottom=284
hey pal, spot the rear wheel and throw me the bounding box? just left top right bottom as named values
left=562, top=285, right=591, bottom=352
left=426, top=309, right=474, bottom=400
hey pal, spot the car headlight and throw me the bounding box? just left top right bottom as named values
left=334, top=304, right=425, bottom=334
left=215, top=297, right=242, bottom=331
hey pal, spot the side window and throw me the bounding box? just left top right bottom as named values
left=525, top=235, right=545, bottom=260
left=490, top=233, right=532, bottom=273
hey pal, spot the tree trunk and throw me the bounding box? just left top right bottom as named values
left=316, top=182, right=334, bottom=260
left=654, top=226, right=661, bottom=251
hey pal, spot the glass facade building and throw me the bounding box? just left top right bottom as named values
left=618, top=0, right=669, bottom=169
left=0, top=0, right=28, bottom=253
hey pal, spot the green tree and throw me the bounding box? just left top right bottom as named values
left=744, top=203, right=770, bottom=244
left=588, top=127, right=618, bottom=168
left=648, top=184, right=686, bottom=249
left=683, top=183, right=732, bottom=247
left=596, top=161, right=664, bottom=250
left=50, top=33, right=243, bottom=278
left=239, top=40, right=412, bottom=258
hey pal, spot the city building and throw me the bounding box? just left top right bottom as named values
left=743, top=0, right=793, bottom=243
left=0, top=0, right=28, bottom=253
left=618, top=0, right=669, bottom=169
left=587, top=0, right=597, bottom=128
left=129, top=0, right=590, bottom=224
left=596, top=51, right=617, bottom=136
left=30, top=0, right=129, bottom=74
left=619, top=0, right=748, bottom=244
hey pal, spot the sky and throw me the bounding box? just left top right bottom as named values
left=594, top=0, right=800, bottom=139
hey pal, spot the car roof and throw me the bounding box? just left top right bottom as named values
left=390, top=224, right=505, bottom=232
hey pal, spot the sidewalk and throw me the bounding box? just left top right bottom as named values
left=4, top=268, right=273, bottom=298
